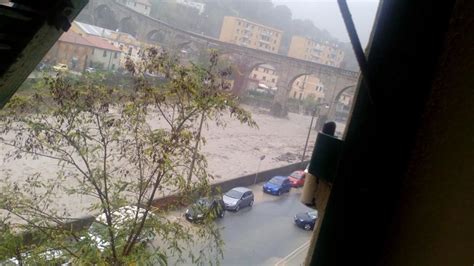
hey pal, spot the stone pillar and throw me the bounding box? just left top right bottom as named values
left=318, top=72, right=338, bottom=120
left=270, top=68, right=291, bottom=117
left=231, top=62, right=250, bottom=96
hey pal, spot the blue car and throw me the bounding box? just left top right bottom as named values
left=263, top=176, right=292, bottom=196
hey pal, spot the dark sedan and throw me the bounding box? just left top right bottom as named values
left=185, top=197, right=225, bottom=223
left=294, top=210, right=318, bottom=230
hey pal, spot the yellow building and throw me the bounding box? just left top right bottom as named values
left=219, top=16, right=282, bottom=53
left=288, top=36, right=344, bottom=67
left=289, top=75, right=325, bottom=101
left=248, top=64, right=278, bottom=89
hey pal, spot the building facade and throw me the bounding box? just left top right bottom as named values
left=122, top=0, right=152, bottom=16
left=43, top=30, right=122, bottom=71
left=248, top=64, right=279, bottom=89
left=72, top=21, right=144, bottom=68
left=219, top=16, right=282, bottom=53
left=43, top=31, right=93, bottom=72
left=176, top=0, right=206, bottom=15
left=334, top=90, right=354, bottom=122
left=288, top=75, right=325, bottom=102
left=86, top=35, right=122, bottom=71
left=288, top=36, right=345, bottom=67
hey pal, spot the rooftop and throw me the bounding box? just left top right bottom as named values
left=59, top=31, right=121, bottom=52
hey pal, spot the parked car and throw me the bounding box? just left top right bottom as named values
left=223, top=187, right=254, bottom=211
left=35, top=62, right=50, bottom=71
left=1, top=249, right=70, bottom=265
left=294, top=210, right=319, bottom=231
left=288, top=170, right=305, bottom=187
left=263, top=176, right=292, bottom=196
left=53, top=63, right=68, bottom=72
left=85, top=67, right=96, bottom=73
left=185, top=197, right=225, bottom=222
left=85, top=205, right=156, bottom=252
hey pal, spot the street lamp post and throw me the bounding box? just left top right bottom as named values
left=301, top=103, right=329, bottom=164
left=254, top=155, right=266, bottom=185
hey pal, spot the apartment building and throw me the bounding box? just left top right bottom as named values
left=72, top=21, right=145, bottom=67
left=288, top=75, right=325, bottom=101
left=288, top=36, right=344, bottom=67
left=121, top=0, right=152, bottom=16
left=219, top=16, right=282, bottom=53
left=176, top=0, right=206, bottom=15
left=248, top=64, right=279, bottom=89
left=44, top=30, right=121, bottom=71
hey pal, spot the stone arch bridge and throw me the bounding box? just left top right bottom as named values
left=79, top=0, right=360, bottom=117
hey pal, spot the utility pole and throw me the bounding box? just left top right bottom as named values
left=302, top=103, right=329, bottom=163
left=301, top=107, right=317, bottom=164
left=254, top=155, right=266, bottom=184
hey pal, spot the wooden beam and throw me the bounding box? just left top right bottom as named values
left=0, top=0, right=89, bottom=109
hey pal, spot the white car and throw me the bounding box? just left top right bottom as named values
left=53, top=63, right=68, bottom=72
left=85, top=67, right=96, bottom=73
left=86, top=206, right=156, bottom=251
left=1, top=249, right=70, bottom=265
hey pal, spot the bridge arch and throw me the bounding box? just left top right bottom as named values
left=146, top=29, right=167, bottom=44
left=119, top=17, right=138, bottom=37
left=94, top=4, right=118, bottom=30
left=334, top=85, right=356, bottom=102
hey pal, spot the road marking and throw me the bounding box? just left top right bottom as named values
left=274, top=239, right=311, bottom=266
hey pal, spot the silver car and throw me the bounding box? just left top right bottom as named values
left=223, top=187, right=254, bottom=212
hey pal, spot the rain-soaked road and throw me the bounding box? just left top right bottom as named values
left=164, top=184, right=316, bottom=266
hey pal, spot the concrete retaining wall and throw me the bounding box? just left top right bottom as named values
left=10, top=161, right=309, bottom=251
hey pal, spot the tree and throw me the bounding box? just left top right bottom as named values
left=0, top=48, right=256, bottom=265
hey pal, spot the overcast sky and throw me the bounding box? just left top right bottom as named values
left=272, top=0, right=380, bottom=47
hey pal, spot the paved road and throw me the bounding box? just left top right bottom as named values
left=218, top=186, right=314, bottom=266
left=163, top=184, right=315, bottom=266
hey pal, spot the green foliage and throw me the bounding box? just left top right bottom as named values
left=0, top=48, right=256, bottom=265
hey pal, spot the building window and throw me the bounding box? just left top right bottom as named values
left=299, top=93, right=303, bottom=100
left=296, top=81, right=299, bottom=86
left=272, top=78, right=275, bottom=83
left=253, top=74, right=257, bottom=79
left=114, top=52, right=118, bottom=59
left=103, top=50, right=107, bottom=57
left=112, top=64, right=115, bottom=70
left=145, top=5, right=148, bottom=9
left=262, top=76, right=266, bottom=81
left=238, top=21, right=241, bottom=26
